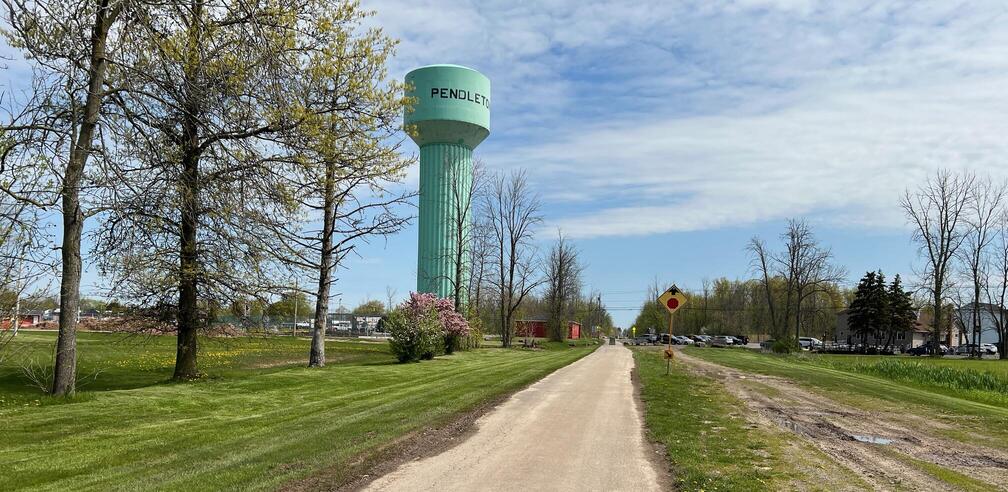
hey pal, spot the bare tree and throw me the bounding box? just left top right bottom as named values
left=957, top=175, right=1004, bottom=357
left=983, top=210, right=1008, bottom=359
left=748, top=220, right=844, bottom=341
left=385, top=286, right=398, bottom=313
left=747, top=237, right=781, bottom=337
left=782, top=220, right=846, bottom=340
left=544, top=231, right=583, bottom=341
left=483, top=170, right=543, bottom=348
left=902, top=169, right=975, bottom=353
left=442, top=158, right=484, bottom=312
left=0, top=195, right=50, bottom=360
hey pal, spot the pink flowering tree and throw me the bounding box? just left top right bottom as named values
left=398, top=292, right=470, bottom=358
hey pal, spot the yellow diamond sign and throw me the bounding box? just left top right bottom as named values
left=658, top=285, right=687, bottom=314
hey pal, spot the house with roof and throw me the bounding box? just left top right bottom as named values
left=835, top=309, right=935, bottom=350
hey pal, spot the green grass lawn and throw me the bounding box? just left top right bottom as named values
left=682, top=347, right=1008, bottom=448
left=0, top=331, right=595, bottom=490
left=815, top=353, right=1008, bottom=378
left=632, top=349, right=833, bottom=491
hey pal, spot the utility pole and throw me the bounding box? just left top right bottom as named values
left=597, top=294, right=602, bottom=337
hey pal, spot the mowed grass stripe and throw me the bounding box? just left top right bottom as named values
left=9, top=352, right=552, bottom=487
left=3, top=345, right=593, bottom=491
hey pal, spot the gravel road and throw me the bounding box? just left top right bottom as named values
left=363, top=343, right=665, bottom=491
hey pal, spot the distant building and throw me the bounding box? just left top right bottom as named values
left=955, top=303, right=1004, bottom=345
left=835, top=309, right=932, bottom=349
left=326, top=311, right=354, bottom=335
left=515, top=319, right=581, bottom=339
left=1, top=310, right=43, bottom=329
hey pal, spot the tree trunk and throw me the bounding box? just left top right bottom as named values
left=174, top=149, right=200, bottom=380
left=932, top=288, right=942, bottom=355
left=52, top=190, right=82, bottom=395
left=454, top=203, right=465, bottom=312
left=51, top=0, right=117, bottom=396
left=172, top=0, right=204, bottom=381
left=310, top=165, right=337, bottom=368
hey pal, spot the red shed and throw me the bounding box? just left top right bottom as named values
left=515, top=319, right=581, bottom=339
left=568, top=321, right=581, bottom=339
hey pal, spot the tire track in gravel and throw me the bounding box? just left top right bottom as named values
left=676, top=349, right=1008, bottom=491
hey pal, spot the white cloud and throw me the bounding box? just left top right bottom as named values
left=367, top=0, right=1008, bottom=238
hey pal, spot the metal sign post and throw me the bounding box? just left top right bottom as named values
left=658, top=285, right=687, bottom=375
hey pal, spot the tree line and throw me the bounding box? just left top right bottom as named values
left=0, top=0, right=616, bottom=396
left=633, top=219, right=847, bottom=341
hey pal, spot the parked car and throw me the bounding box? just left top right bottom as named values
left=675, top=335, right=695, bottom=345
left=907, top=342, right=948, bottom=356
left=728, top=336, right=747, bottom=346
left=632, top=336, right=651, bottom=346
left=955, top=344, right=980, bottom=355
left=710, top=335, right=733, bottom=348
left=659, top=333, right=672, bottom=344
left=798, top=337, right=823, bottom=351
left=981, top=343, right=999, bottom=355
left=732, top=335, right=750, bottom=345
left=760, top=339, right=776, bottom=350
left=693, top=335, right=712, bottom=344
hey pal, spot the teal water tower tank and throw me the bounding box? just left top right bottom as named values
left=405, top=64, right=490, bottom=301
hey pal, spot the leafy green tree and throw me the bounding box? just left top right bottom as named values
left=352, top=300, right=385, bottom=316
left=91, top=0, right=391, bottom=379
left=273, top=4, right=412, bottom=368
left=266, top=292, right=312, bottom=320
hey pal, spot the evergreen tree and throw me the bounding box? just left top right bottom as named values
left=888, top=274, right=917, bottom=349
left=872, top=271, right=890, bottom=349
left=848, top=271, right=892, bottom=350
left=848, top=271, right=876, bottom=347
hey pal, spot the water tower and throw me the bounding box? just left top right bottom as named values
left=404, top=64, right=490, bottom=301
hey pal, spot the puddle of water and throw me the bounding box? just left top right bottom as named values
left=852, top=435, right=892, bottom=445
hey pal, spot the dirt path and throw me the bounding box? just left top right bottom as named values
left=676, top=349, right=1008, bottom=491
left=362, top=344, right=666, bottom=492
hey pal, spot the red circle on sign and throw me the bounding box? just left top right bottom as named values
left=667, top=298, right=679, bottom=310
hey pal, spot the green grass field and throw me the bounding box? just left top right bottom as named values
left=682, top=347, right=1008, bottom=448
left=0, top=331, right=595, bottom=490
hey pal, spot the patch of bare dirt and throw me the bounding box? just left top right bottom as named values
left=676, top=349, right=1008, bottom=491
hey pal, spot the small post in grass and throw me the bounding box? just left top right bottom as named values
left=657, top=284, right=687, bottom=375
left=664, top=311, right=675, bottom=375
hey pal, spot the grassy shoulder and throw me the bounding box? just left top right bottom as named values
left=682, top=347, right=1008, bottom=448
left=632, top=348, right=816, bottom=491
left=0, top=331, right=596, bottom=490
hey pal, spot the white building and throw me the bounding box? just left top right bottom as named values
left=956, top=303, right=1004, bottom=345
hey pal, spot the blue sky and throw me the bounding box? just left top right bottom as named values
left=354, top=0, right=1008, bottom=326
left=8, top=1, right=1008, bottom=327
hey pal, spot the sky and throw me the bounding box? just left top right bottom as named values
left=8, top=1, right=1008, bottom=327
left=348, top=0, right=1008, bottom=326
